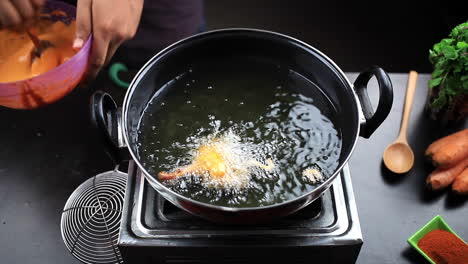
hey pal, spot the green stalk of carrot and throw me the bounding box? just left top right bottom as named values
left=425, top=129, right=468, bottom=194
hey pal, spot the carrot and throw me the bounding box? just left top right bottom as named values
left=426, top=157, right=468, bottom=191
left=431, top=139, right=468, bottom=168
left=452, top=167, right=468, bottom=195
left=425, top=129, right=468, bottom=160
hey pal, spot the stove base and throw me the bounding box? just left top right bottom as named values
left=120, top=244, right=361, bottom=264
left=119, top=162, right=362, bottom=263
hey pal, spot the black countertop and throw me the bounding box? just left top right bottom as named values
left=0, top=73, right=467, bottom=264
left=346, top=73, right=468, bottom=263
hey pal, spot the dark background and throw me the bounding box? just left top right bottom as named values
left=205, top=1, right=465, bottom=73
left=0, top=1, right=466, bottom=264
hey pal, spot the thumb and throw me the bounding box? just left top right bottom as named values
left=73, top=0, right=92, bottom=50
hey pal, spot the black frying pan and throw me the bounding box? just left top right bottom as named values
left=91, top=29, right=393, bottom=223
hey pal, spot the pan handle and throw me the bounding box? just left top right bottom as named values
left=90, top=91, right=129, bottom=164
left=353, top=66, right=393, bottom=138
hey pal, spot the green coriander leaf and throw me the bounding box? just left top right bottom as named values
left=441, top=45, right=458, bottom=60
left=429, top=77, right=443, bottom=88
left=456, top=41, right=468, bottom=49
left=451, top=27, right=459, bottom=37
left=463, top=80, right=468, bottom=91
left=429, top=50, right=438, bottom=64
left=435, top=59, right=447, bottom=70
left=433, top=43, right=442, bottom=53
left=445, top=76, right=464, bottom=103
left=432, top=68, right=445, bottom=78
left=431, top=91, right=447, bottom=108
left=451, top=22, right=468, bottom=38
left=454, top=64, right=463, bottom=73
left=441, top=38, right=454, bottom=46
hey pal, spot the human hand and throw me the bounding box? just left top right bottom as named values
left=0, top=0, right=44, bottom=28
left=73, top=0, right=144, bottom=82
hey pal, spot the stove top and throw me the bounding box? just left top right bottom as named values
left=118, top=162, right=362, bottom=263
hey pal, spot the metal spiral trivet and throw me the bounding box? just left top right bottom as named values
left=61, top=170, right=127, bottom=264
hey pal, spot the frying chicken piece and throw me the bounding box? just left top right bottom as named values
left=158, top=140, right=275, bottom=186
left=302, top=168, right=323, bottom=184
left=158, top=144, right=228, bottom=181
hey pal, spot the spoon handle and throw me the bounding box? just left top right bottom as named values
left=398, top=71, right=418, bottom=141
left=26, top=29, right=41, bottom=50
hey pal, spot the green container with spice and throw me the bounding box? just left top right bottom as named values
left=408, top=215, right=468, bottom=264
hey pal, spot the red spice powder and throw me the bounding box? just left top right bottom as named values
left=418, top=229, right=468, bottom=264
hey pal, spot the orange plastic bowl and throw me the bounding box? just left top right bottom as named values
left=0, top=1, right=91, bottom=110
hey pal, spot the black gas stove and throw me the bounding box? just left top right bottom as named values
left=118, top=161, right=362, bottom=263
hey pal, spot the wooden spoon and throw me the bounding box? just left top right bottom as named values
left=383, top=71, right=418, bottom=173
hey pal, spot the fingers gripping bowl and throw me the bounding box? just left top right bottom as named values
left=0, top=1, right=91, bottom=110
left=91, top=29, right=393, bottom=223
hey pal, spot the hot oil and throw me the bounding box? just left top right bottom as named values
left=137, top=58, right=342, bottom=207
